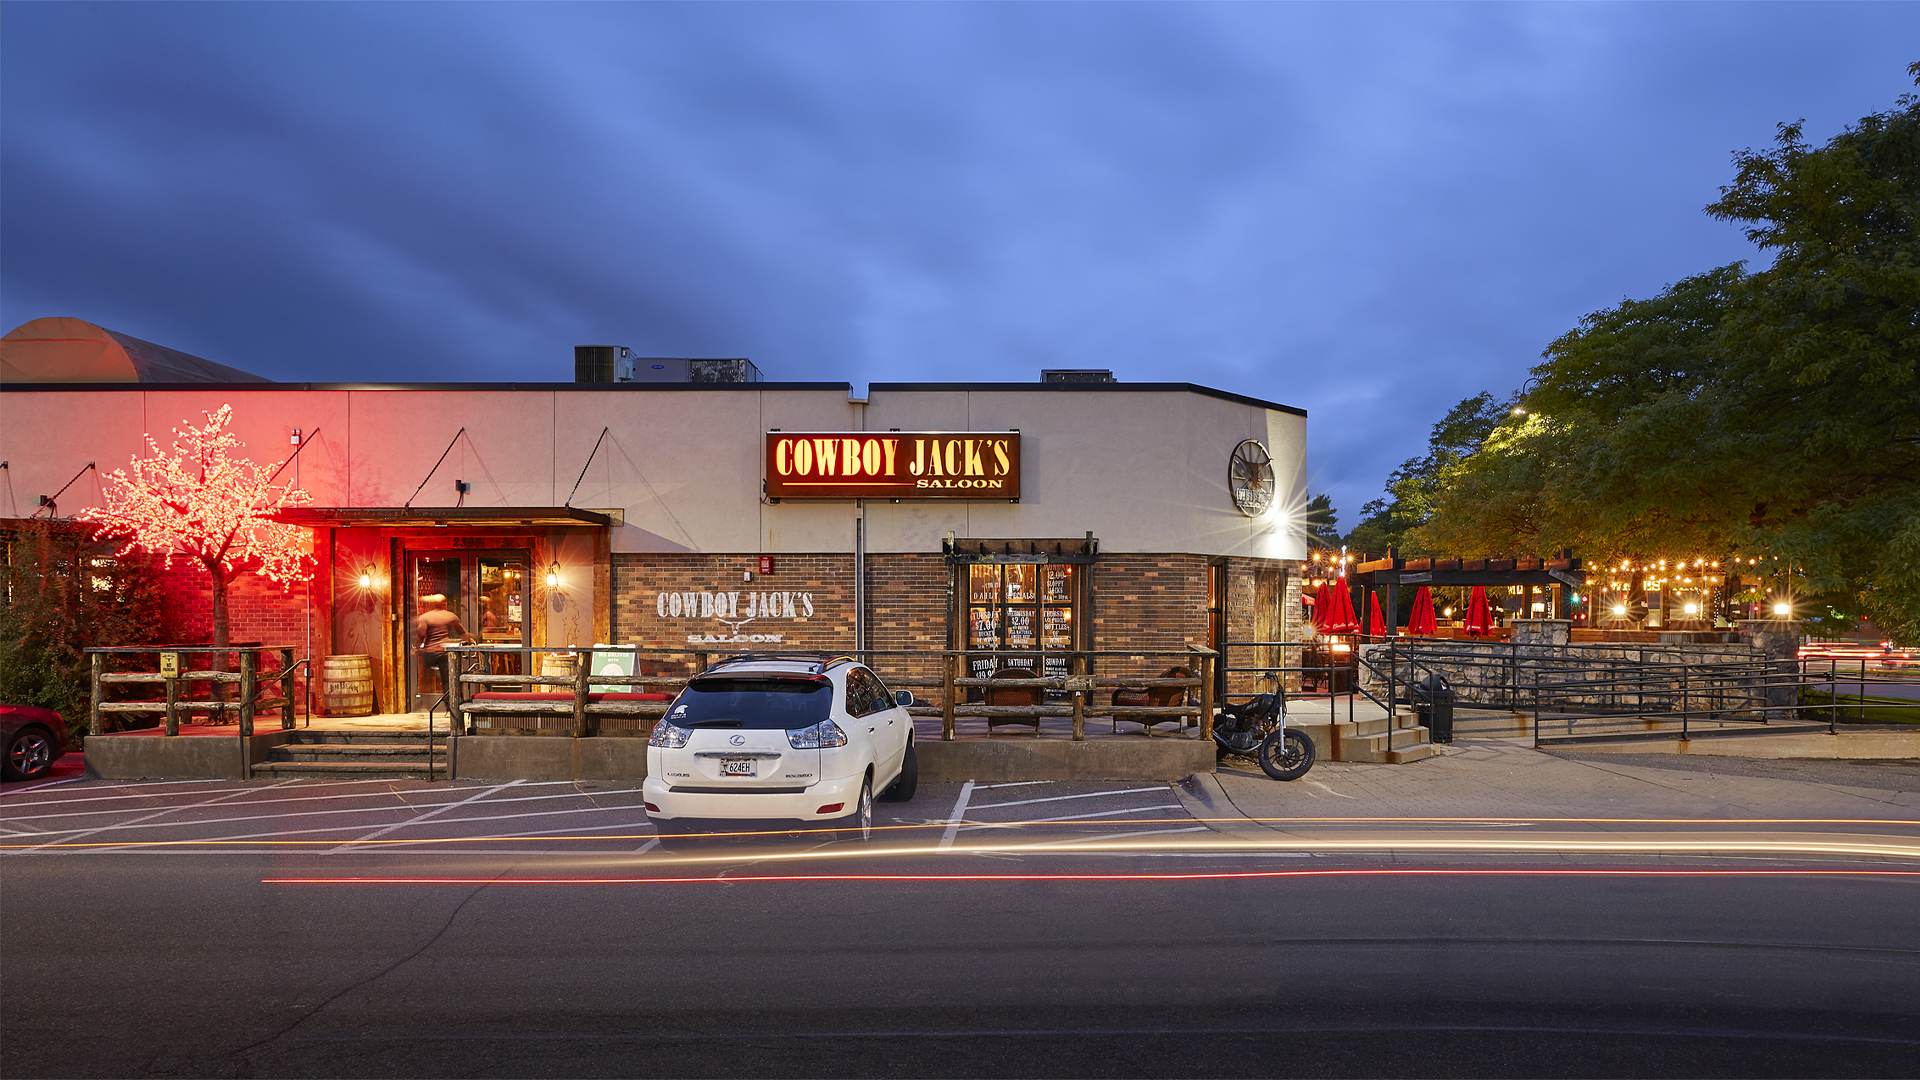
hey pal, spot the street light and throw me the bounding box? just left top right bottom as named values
left=1512, top=376, right=1540, bottom=417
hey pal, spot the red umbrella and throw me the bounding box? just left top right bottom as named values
left=1367, top=590, right=1388, bottom=637
left=1309, top=582, right=1330, bottom=632
left=1463, top=585, right=1494, bottom=637
left=1324, top=583, right=1361, bottom=635
left=1408, top=585, right=1438, bottom=635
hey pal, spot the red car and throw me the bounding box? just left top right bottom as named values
left=2, top=704, right=67, bottom=782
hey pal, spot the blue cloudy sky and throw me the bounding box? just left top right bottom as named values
left=4, top=2, right=1915, bottom=527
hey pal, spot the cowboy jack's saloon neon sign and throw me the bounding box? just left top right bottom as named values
left=765, top=432, right=1022, bottom=500
left=658, top=589, right=814, bottom=644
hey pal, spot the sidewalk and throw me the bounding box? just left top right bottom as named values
left=1183, top=734, right=1920, bottom=825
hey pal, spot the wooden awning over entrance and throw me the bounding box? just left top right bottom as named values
left=273, top=506, right=614, bottom=529
left=1351, top=552, right=1585, bottom=588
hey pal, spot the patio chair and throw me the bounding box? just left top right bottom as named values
left=1111, top=665, right=1194, bottom=736
left=985, top=665, right=1043, bottom=733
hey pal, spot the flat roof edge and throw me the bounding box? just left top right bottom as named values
left=0, top=381, right=854, bottom=393
left=867, top=382, right=1307, bottom=417
left=1, top=379, right=1307, bottom=416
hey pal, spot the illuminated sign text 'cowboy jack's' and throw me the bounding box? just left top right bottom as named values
left=765, top=432, right=1022, bottom=499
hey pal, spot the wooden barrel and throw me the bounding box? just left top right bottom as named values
left=321, top=655, right=375, bottom=717
left=540, top=651, right=578, bottom=681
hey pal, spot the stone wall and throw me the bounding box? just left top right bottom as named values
left=1359, top=624, right=1795, bottom=716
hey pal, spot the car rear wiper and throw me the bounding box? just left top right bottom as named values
left=685, top=719, right=744, bottom=727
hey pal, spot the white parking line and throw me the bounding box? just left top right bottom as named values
left=0, top=776, right=87, bottom=796
left=959, top=804, right=1185, bottom=831
left=0, top=778, right=227, bottom=801
left=15, top=780, right=301, bottom=853
left=0, top=784, right=500, bottom=822
left=3, top=786, right=639, bottom=837
left=938, top=781, right=975, bottom=850
left=32, top=808, right=659, bottom=854
left=969, top=786, right=1168, bottom=811
left=0, top=776, right=450, bottom=811
left=329, top=781, right=524, bottom=852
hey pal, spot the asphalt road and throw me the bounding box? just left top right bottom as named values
left=3, top=772, right=1918, bottom=1078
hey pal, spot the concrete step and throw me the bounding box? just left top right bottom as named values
left=271, top=743, right=437, bottom=762
left=251, top=760, right=446, bottom=778
left=281, top=730, right=439, bottom=745
left=1388, top=744, right=1441, bottom=764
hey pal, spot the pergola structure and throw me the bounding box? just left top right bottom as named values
left=1350, top=549, right=1588, bottom=635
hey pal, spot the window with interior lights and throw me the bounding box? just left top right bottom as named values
left=965, top=563, right=1079, bottom=691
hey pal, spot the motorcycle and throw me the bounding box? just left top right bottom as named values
left=1212, top=676, right=1315, bottom=781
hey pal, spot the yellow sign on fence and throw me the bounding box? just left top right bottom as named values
left=159, top=652, right=179, bottom=679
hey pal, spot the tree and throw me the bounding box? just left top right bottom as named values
left=0, top=520, right=167, bottom=741
left=1303, top=492, right=1342, bottom=546
left=1417, top=64, right=1920, bottom=640
left=81, top=405, right=315, bottom=655
left=1343, top=393, right=1511, bottom=555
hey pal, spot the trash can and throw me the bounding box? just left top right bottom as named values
left=1416, top=673, right=1455, bottom=744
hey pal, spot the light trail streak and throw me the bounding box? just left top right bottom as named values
left=14, top=829, right=1920, bottom=864
left=264, top=868, right=1920, bottom=886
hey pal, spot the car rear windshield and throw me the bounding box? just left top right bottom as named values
left=662, top=678, right=833, bottom=729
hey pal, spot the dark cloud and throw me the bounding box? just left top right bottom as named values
left=4, top=2, right=1915, bottom=529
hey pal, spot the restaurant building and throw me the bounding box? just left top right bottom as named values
left=1, top=321, right=1311, bottom=714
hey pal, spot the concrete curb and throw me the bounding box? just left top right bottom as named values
left=1552, top=729, right=1920, bottom=759
left=1173, top=770, right=1281, bottom=835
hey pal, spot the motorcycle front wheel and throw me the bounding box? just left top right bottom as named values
left=1258, top=728, right=1315, bottom=781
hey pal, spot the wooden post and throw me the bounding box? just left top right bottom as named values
left=1198, top=651, right=1214, bottom=741
left=90, top=652, right=104, bottom=737
left=164, top=668, right=180, bottom=737
left=280, top=647, right=295, bottom=730
left=1070, top=653, right=1086, bottom=741
left=942, top=652, right=957, bottom=742
left=239, top=650, right=257, bottom=738
left=573, top=648, right=592, bottom=739
left=447, top=650, right=463, bottom=738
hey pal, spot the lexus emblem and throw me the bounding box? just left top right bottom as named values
left=729, top=734, right=746, bottom=746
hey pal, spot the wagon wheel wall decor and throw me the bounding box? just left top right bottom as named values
left=1229, top=439, right=1274, bottom=517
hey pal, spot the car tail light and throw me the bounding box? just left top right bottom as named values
left=816, top=803, right=844, bottom=814
left=787, top=719, right=848, bottom=749
left=648, top=721, right=691, bottom=748
left=644, top=802, right=660, bottom=813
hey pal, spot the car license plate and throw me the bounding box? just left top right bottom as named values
left=721, top=758, right=755, bottom=777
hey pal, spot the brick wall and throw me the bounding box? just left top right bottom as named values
left=607, top=550, right=1301, bottom=694
left=150, top=555, right=319, bottom=710
left=612, top=553, right=855, bottom=658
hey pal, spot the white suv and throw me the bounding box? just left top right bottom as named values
left=644, top=655, right=918, bottom=841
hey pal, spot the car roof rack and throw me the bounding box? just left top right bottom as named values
left=704, top=653, right=862, bottom=675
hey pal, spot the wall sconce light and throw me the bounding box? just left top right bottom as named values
left=1773, top=602, right=1792, bottom=617
left=1612, top=605, right=1628, bottom=616
left=359, top=567, right=374, bottom=589
left=1683, top=602, right=1699, bottom=615
left=545, top=562, right=562, bottom=589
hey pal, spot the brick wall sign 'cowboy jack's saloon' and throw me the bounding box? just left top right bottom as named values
left=765, top=432, right=1022, bottom=499
left=657, top=589, right=815, bottom=645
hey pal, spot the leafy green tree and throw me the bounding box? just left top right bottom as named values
left=0, top=521, right=168, bottom=743
left=1344, top=393, right=1510, bottom=555
left=1420, top=63, right=1920, bottom=640
left=1303, top=492, right=1342, bottom=546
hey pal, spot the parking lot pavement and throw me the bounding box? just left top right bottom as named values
left=1197, top=734, right=1920, bottom=825
left=0, top=775, right=1206, bottom=860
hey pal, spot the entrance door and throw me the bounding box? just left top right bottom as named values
left=407, top=550, right=531, bottom=711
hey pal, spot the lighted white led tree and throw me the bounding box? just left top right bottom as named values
left=82, top=405, right=314, bottom=655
